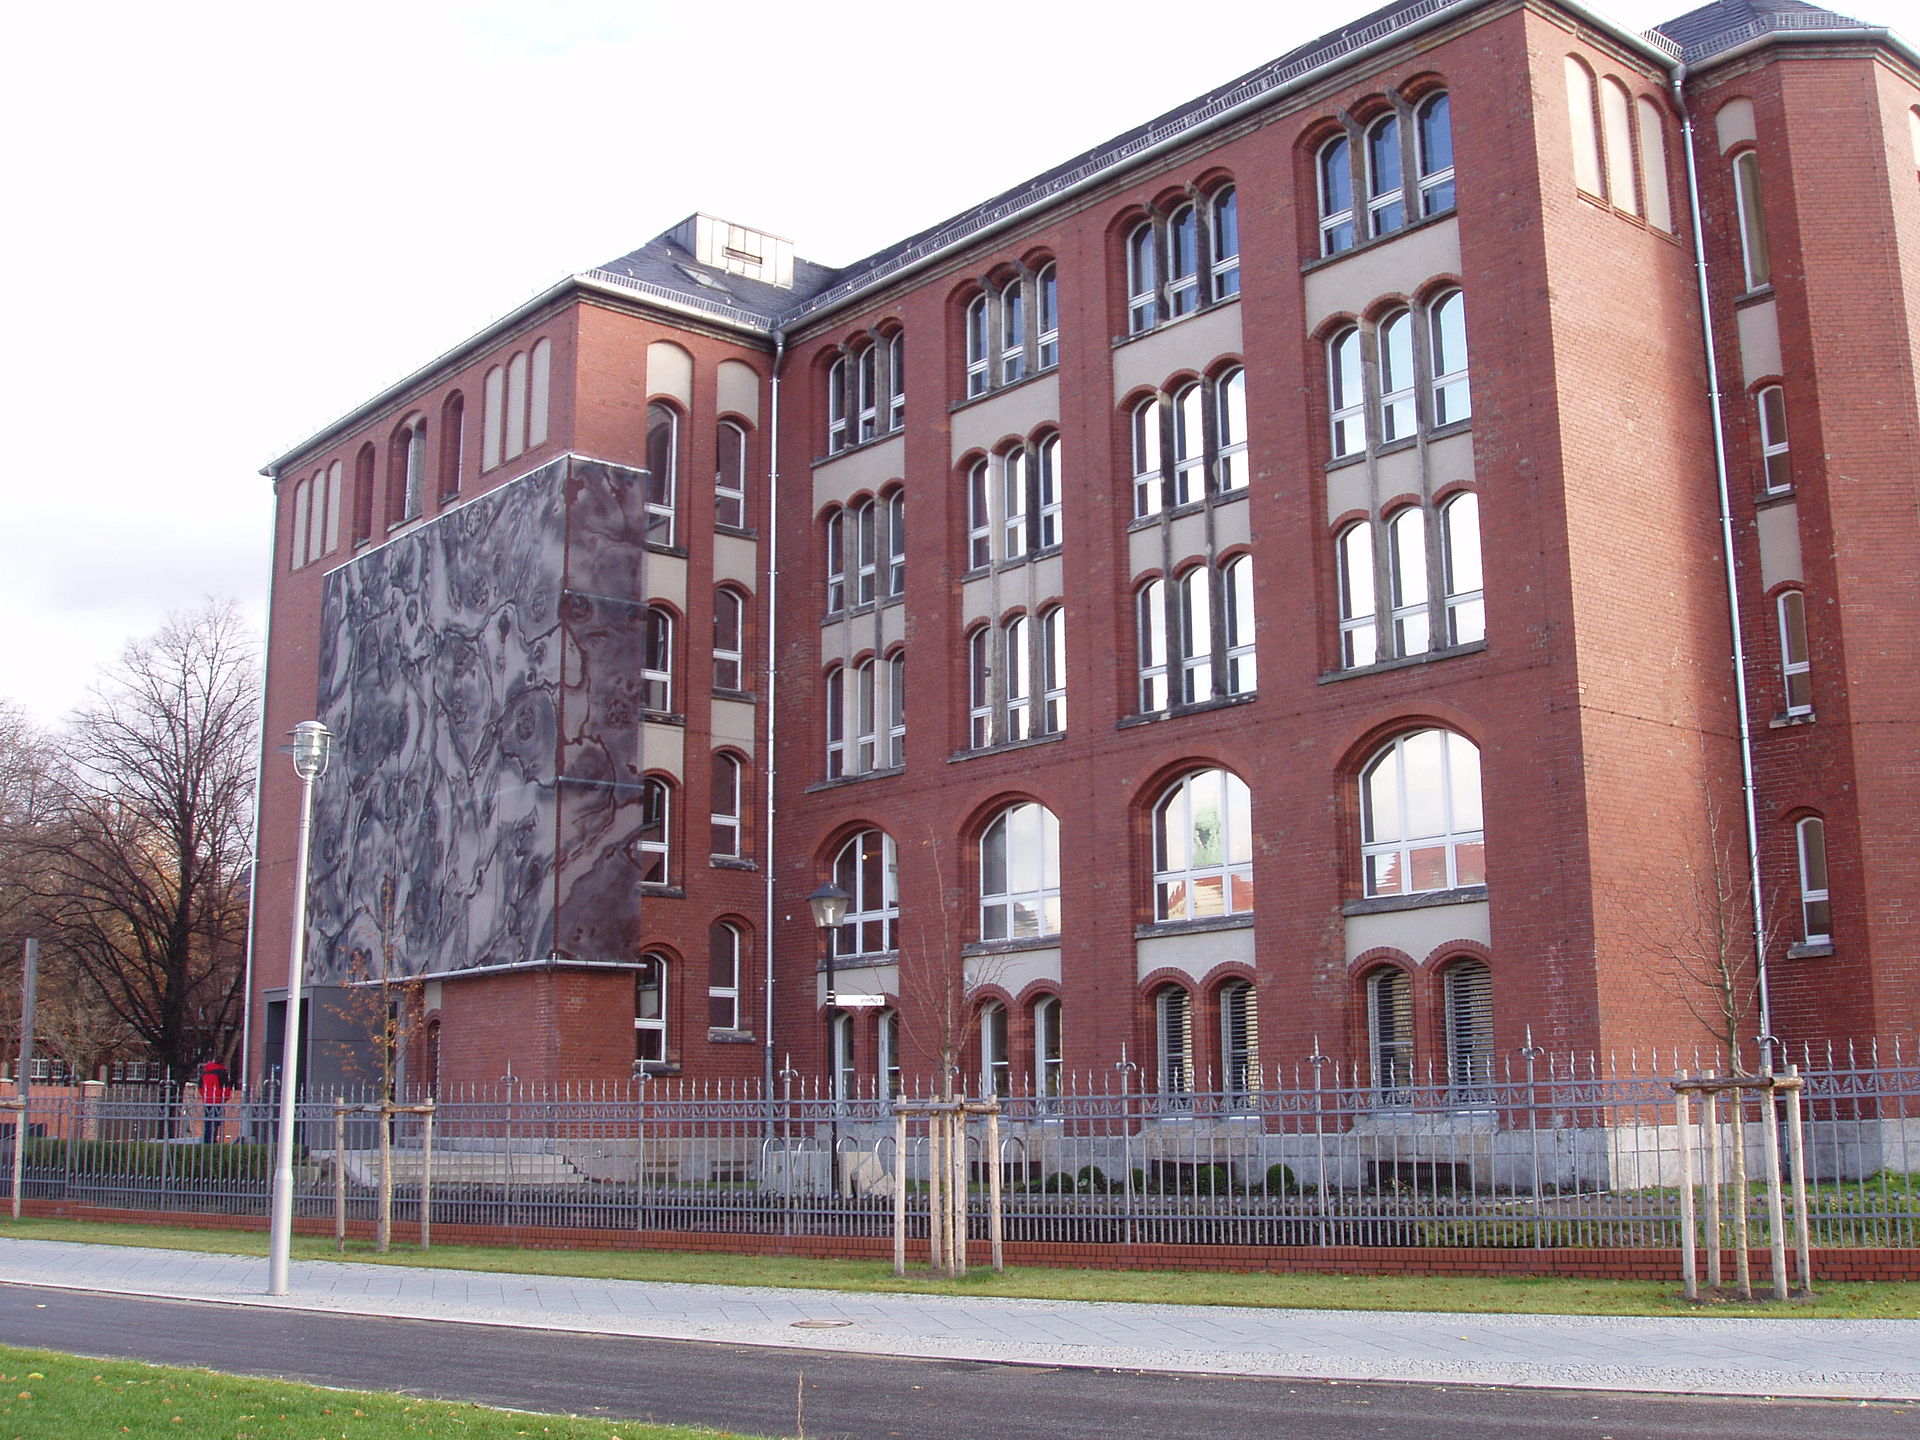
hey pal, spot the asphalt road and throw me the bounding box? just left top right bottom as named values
left=0, top=1284, right=1911, bottom=1440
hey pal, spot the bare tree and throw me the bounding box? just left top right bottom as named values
left=25, top=602, right=259, bottom=1082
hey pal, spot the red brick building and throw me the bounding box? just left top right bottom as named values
left=251, top=0, right=1920, bottom=1101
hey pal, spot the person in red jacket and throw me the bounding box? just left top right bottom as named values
left=198, top=1058, right=232, bottom=1144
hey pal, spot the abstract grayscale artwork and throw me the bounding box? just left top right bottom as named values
left=307, top=457, right=658, bottom=982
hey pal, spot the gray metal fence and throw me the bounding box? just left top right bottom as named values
left=3, top=1041, right=1914, bottom=1251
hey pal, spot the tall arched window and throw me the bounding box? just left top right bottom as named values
left=636, top=779, right=671, bottom=885
left=1215, top=368, right=1248, bottom=492
left=1033, top=995, right=1062, bottom=1101
left=1153, top=768, right=1253, bottom=921
left=716, top=419, right=748, bottom=528
left=1443, top=958, right=1493, bottom=1102
left=713, top=587, right=745, bottom=692
left=1155, top=984, right=1193, bottom=1101
left=886, top=650, right=907, bottom=767
left=1171, top=382, right=1205, bottom=506
left=877, top=1007, right=902, bottom=1098
left=1366, top=114, right=1405, bottom=237
left=634, top=953, right=668, bottom=1065
left=1756, top=385, right=1791, bottom=493
left=1429, top=290, right=1470, bottom=426
left=1320, top=135, right=1356, bottom=254
left=824, top=664, right=846, bottom=776
left=644, top=402, right=679, bottom=546
left=1127, top=221, right=1159, bottom=333
left=709, top=752, right=743, bottom=858
left=828, top=354, right=852, bottom=449
left=1223, top=555, right=1255, bottom=695
left=1360, top=729, right=1484, bottom=897
left=1367, top=967, right=1414, bottom=1102
left=830, top=1011, right=856, bottom=1102
left=1130, top=398, right=1164, bottom=517
left=1166, top=204, right=1200, bottom=317
left=1329, top=328, right=1365, bottom=457
left=1177, top=568, right=1213, bottom=703
left=980, top=801, right=1061, bottom=941
left=1636, top=96, right=1673, bottom=231
left=832, top=829, right=898, bottom=959
left=1565, top=57, right=1603, bottom=196
left=1040, top=606, right=1066, bottom=734
left=1388, top=507, right=1430, bottom=657
left=1136, top=579, right=1168, bottom=712
left=1416, top=93, right=1454, bottom=215
left=640, top=605, right=674, bottom=713
left=289, top=477, right=310, bottom=569
left=1601, top=77, right=1638, bottom=215
left=1733, top=150, right=1771, bottom=290
left=1795, top=817, right=1830, bottom=944
left=1778, top=589, right=1812, bottom=716
left=709, top=922, right=743, bottom=1030
left=1210, top=187, right=1240, bottom=299
left=439, top=392, right=466, bottom=499
left=965, top=294, right=991, bottom=397
left=978, top=1000, right=1011, bottom=1096
left=998, top=276, right=1027, bottom=385
left=1219, top=979, right=1257, bottom=1104
left=1441, top=492, right=1484, bottom=646
left=351, top=443, right=377, bottom=545
left=1377, top=309, right=1415, bottom=442
left=853, top=657, right=878, bottom=771
left=1337, top=522, right=1378, bottom=668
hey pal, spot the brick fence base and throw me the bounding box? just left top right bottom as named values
left=18, top=1199, right=1919, bottom=1283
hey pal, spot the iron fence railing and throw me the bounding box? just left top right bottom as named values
left=2, top=1041, right=1913, bottom=1251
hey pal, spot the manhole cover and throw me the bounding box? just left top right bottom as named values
left=790, top=1320, right=855, bottom=1329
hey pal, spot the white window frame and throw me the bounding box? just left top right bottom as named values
left=1388, top=507, right=1431, bottom=657
left=825, top=508, right=846, bottom=613
left=716, top=419, right=748, bottom=528
left=827, top=355, right=850, bottom=453
left=641, top=606, right=674, bottom=713
left=1035, top=435, right=1062, bottom=549
left=832, top=829, right=899, bottom=960
left=708, top=921, right=741, bottom=1031
left=966, top=294, right=991, bottom=397
left=887, top=332, right=906, bottom=431
left=713, top=587, right=744, bottom=691
left=1366, top=113, right=1405, bottom=238
left=1166, top=203, right=1200, bottom=318
left=1778, top=589, right=1812, bottom=716
left=887, top=490, right=907, bottom=596
left=853, top=657, right=878, bottom=773
left=1171, top=383, right=1205, bottom=507
left=979, top=1001, right=1011, bottom=1097
left=1039, top=605, right=1066, bottom=735
left=1443, top=959, right=1494, bottom=1103
left=1416, top=92, right=1454, bottom=216
left=1223, top=555, right=1255, bottom=695
left=1136, top=579, right=1169, bottom=713
left=979, top=801, right=1061, bottom=941
left=1214, top=368, right=1248, bottom=493
left=1360, top=729, right=1485, bottom=898
left=637, top=778, right=671, bottom=886
left=967, top=460, right=993, bottom=569
left=710, top=752, right=742, bottom=858
left=1733, top=150, right=1771, bottom=290
left=968, top=627, right=993, bottom=749
left=644, top=402, right=679, bottom=546
left=824, top=665, right=846, bottom=778
left=1178, top=568, right=1213, bottom=704
left=1153, top=768, right=1254, bottom=922
left=1003, top=615, right=1033, bottom=741
left=1210, top=187, right=1240, bottom=299
left=855, top=345, right=879, bottom=444
left=634, top=953, right=668, bottom=1064
left=1127, top=221, right=1159, bottom=333
left=1429, top=290, right=1470, bottom=427
left=1378, top=310, right=1416, bottom=443
left=1033, top=995, right=1062, bottom=1103
left=1337, top=522, right=1379, bottom=669
left=1329, top=328, right=1366, bottom=458
left=878, top=1007, right=902, bottom=1098
left=1319, top=135, right=1356, bottom=255
left=1757, top=385, right=1791, bottom=493
left=1131, top=398, right=1164, bottom=518
left=1796, top=816, right=1830, bottom=944
left=853, top=497, right=878, bottom=607
left=1036, top=264, right=1059, bottom=369
left=830, top=1011, right=856, bottom=1102
left=886, top=651, right=906, bottom=767
left=1441, top=492, right=1485, bottom=646
left=998, top=277, right=1027, bottom=385
left=1002, top=448, right=1031, bottom=560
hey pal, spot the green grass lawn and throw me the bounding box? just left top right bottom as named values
left=0, top=1343, right=774, bottom=1440
left=1, top=1215, right=1914, bottom=1319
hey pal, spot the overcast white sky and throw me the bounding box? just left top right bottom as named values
left=1, top=0, right=1910, bottom=727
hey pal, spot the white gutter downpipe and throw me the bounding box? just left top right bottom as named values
left=1674, top=68, right=1776, bottom=1070
left=762, top=330, right=787, bottom=1102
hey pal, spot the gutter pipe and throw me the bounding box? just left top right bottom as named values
left=763, top=330, right=786, bottom=1107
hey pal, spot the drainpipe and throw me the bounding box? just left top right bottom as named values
left=1673, top=68, right=1775, bottom=1071
left=762, top=329, right=786, bottom=1104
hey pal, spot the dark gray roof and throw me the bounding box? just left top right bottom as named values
left=584, top=232, right=841, bottom=333
left=1654, top=0, right=1867, bottom=62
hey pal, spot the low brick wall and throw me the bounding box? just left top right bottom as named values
left=20, top=1199, right=1919, bottom=1283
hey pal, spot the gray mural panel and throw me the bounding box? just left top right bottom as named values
left=308, top=458, right=651, bottom=982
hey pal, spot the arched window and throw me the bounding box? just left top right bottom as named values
left=1329, top=328, right=1365, bottom=457
left=1127, top=221, right=1159, bottom=333
left=1036, top=435, right=1062, bottom=549
left=967, top=626, right=993, bottom=749
left=1178, top=568, right=1213, bottom=703
left=506, top=350, right=529, bottom=458
left=1778, top=589, right=1812, bottom=716
left=1637, top=96, right=1673, bottom=231
left=830, top=1011, right=856, bottom=1102
left=886, top=650, right=907, bottom=767
left=855, top=344, right=879, bottom=443
left=640, top=605, right=674, bottom=713
left=1033, top=995, right=1062, bottom=1101
left=1429, top=290, right=1470, bottom=426
left=828, top=354, right=851, bottom=450
left=1441, top=492, right=1484, bottom=646
left=1167, top=203, right=1200, bottom=317
left=1155, top=984, right=1193, bottom=1101
left=1565, top=57, right=1603, bottom=196
left=832, top=829, right=899, bottom=959
left=979, top=1000, right=1011, bottom=1096
left=289, top=478, right=310, bottom=570
left=1223, top=555, right=1255, bottom=695
left=709, top=752, right=743, bottom=858
left=1367, top=967, right=1414, bottom=1102
left=1388, top=507, right=1430, bottom=657
left=713, top=587, right=746, bottom=692
left=1003, top=447, right=1032, bottom=559
left=1757, top=385, right=1791, bottom=493
left=1171, top=383, right=1205, bottom=506
left=644, top=402, right=679, bottom=546
left=1416, top=93, right=1454, bottom=215
left=709, top=921, right=743, bottom=1030
left=851, top=496, right=878, bottom=606
left=853, top=657, right=878, bottom=771
left=887, top=489, right=907, bottom=596
left=1360, top=729, right=1484, bottom=897
left=634, top=953, right=668, bottom=1064
left=1443, top=958, right=1493, bottom=1102
left=878, top=1007, right=902, bottom=1098
left=1039, top=605, right=1066, bottom=734
left=967, top=460, right=992, bottom=569
left=825, top=507, right=847, bottom=611
left=1337, top=522, right=1379, bottom=669
left=1214, top=368, right=1247, bottom=492
left=636, top=778, right=671, bottom=885
left=824, top=664, right=846, bottom=776
left=716, top=419, right=748, bottom=528
left=1004, top=614, right=1032, bottom=740
left=439, top=392, right=466, bottom=499
left=1210, top=187, right=1240, bottom=299
left=998, top=276, right=1027, bottom=385
left=1366, top=114, right=1405, bottom=237
left=980, top=801, right=1061, bottom=941
left=352, top=443, right=376, bottom=545
left=1036, top=263, right=1060, bottom=369
left=1136, top=579, right=1169, bottom=713
left=1219, top=979, right=1257, bottom=1104
left=965, top=294, right=991, bottom=397
left=1130, top=398, right=1164, bottom=518
left=1153, top=768, right=1253, bottom=921
left=1733, top=150, right=1771, bottom=290
left=887, top=330, right=906, bottom=431
left=482, top=365, right=506, bottom=471
left=1377, top=309, right=1415, bottom=442
left=528, top=338, right=551, bottom=449
left=1796, top=817, right=1830, bottom=945
left=1320, top=135, right=1356, bottom=254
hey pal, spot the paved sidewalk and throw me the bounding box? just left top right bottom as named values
left=0, top=1237, right=1914, bottom=1402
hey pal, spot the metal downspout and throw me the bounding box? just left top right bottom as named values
left=239, top=471, right=284, bottom=1091
left=1674, top=70, right=1775, bottom=1069
left=762, top=330, right=786, bottom=1104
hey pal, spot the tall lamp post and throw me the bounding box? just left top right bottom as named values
left=806, top=881, right=849, bottom=1192
left=268, top=720, right=331, bottom=1296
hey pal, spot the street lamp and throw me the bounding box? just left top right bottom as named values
left=806, top=881, right=850, bottom=1193
left=268, top=720, right=331, bottom=1296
